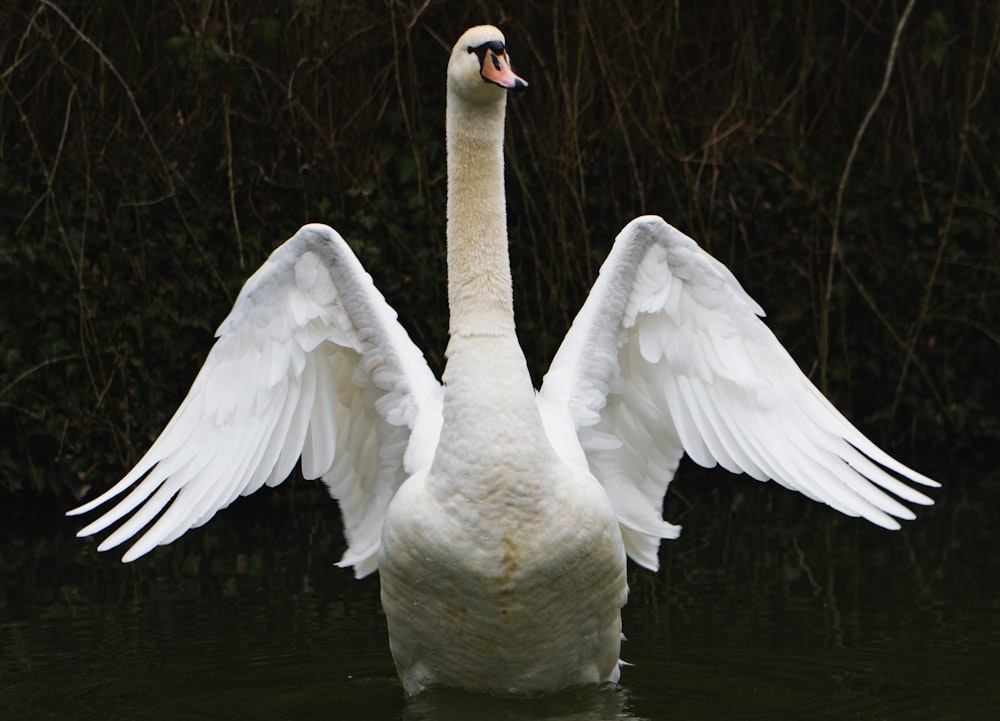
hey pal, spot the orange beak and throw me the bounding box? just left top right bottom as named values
left=480, top=48, right=528, bottom=90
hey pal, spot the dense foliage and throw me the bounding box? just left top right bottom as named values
left=1, top=1, right=996, bottom=516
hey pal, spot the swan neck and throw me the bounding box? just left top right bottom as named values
left=446, top=90, right=514, bottom=337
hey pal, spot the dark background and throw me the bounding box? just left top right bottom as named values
left=1, top=1, right=996, bottom=570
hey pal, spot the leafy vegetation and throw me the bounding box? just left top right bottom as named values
left=1, top=1, right=996, bottom=518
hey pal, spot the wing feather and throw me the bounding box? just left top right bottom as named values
left=540, top=215, right=937, bottom=570
left=69, top=224, right=443, bottom=573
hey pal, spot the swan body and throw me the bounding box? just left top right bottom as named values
left=69, top=26, right=938, bottom=696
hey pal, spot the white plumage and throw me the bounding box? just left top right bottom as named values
left=69, top=25, right=937, bottom=695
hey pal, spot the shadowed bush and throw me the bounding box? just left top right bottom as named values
left=0, top=1, right=996, bottom=516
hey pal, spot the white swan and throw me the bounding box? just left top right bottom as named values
left=69, top=25, right=938, bottom=695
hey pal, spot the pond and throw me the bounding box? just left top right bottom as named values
left=1, top=468, right=996, bottom=720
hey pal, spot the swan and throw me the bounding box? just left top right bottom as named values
left=68, top=25, right=938, bottom=696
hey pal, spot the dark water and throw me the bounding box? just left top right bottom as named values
left=2, top=471, right=997, bottom=720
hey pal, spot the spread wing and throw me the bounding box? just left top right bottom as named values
left=539, top=215, right=938, bottom=570
left=68, top=224, right=443, bottom=576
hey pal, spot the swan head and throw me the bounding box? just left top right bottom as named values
left=448, top=25, right=527, bottom=104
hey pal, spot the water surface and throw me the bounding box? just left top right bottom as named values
left=2, top=473, right=995, bottom=720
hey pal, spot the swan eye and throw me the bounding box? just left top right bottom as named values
left=467, top=40, right=506, bottom=59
